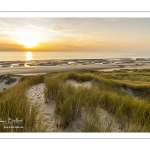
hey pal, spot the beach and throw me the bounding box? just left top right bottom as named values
left=0, top=58, right=150, bottom=75
left=1, top=58, right=150, bottom=132
left=1, top=60, right=150, bottom=132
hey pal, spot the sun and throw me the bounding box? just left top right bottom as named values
left=15, top=29, right=40, bottom=48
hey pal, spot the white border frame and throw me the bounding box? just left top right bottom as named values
left=0, top=12, right=150, bottom=18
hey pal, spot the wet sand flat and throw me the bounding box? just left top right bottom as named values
left=0, top=58, right=150, bottom=75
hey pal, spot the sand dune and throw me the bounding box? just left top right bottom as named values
left=0, top=75, right=20, bottom=92
left=27, top=82, right=122, bottom=132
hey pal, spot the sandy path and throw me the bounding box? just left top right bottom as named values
left=27, top=83, right=59, bottom=132
left=27, top=83, right=82, bottom=132
left=27, top=83, right=122, bottom=132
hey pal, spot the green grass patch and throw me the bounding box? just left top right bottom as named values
left=0, top=75, right=45, bottom=132
left=2, top=69, right=150, bottom=132
left=44, top=70, right=150, bottom=131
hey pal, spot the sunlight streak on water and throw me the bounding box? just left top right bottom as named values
left=26, top=52, right=33, bottom=61
left=0, top=51, right=150, bottom=61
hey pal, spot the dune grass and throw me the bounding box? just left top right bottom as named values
left=0, top=75, right=45, bottom=132
left=1, top=69, right=150, bottom=132
left=44, top=70, right=150, bottom=132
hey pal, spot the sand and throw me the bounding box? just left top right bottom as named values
left=26, top=81, right=122, bottom=132
left=66, top=80, right=122, bottom=132
left=0, top=70, right=122, bottom=132
left=0, top=75, right=20, bottom=92
left=97, top=108, right=122, bottom=132
left=27, top=83, right=84, bottom=132
left=27, top=84, right=59, bottom=132
left=1, top=58, right=150, bottom=75
left=121, top=87, right=144, bottom=99
left=67, top=79, right=92, bottom=88
left=0, top=58, right=140, bottom=132
left=1, top=58, right=141, bottom=131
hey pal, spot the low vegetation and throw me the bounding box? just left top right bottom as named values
left=44, top=70, right=150, bottom=132
left=0, top=75, right=45, bottom=132
left=1, top=69, right=150, bottom=132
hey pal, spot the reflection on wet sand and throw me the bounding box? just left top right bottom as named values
left=0, top=58, right=150, bottom=75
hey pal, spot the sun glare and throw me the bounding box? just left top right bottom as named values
left=26, top=52, right=33, bottom=61
left=15, top=29, right=40, bottom=48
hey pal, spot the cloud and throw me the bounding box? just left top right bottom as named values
left=52, top=25, right=63, bottom=31
left=0, top=18, right=103, bottom=48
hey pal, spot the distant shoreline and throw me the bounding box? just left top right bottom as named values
left=0, top=58, right=150, bottom=75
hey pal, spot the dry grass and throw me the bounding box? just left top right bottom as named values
left=44, top=70, right=150, bottom=132
left=1, top=69, right=150, bottom=132
left=0, top=75, right=45, bottom=132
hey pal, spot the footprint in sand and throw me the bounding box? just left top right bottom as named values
left=27, top=83, right=58, bottom=132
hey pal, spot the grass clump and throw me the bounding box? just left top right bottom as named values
left=44, top=76, right=63, bottom=102
left=44, top=70, right=150, bottom=132
left=2, top=69, right=150, bottom=132
left=0, top=75, right=46, bottom=132
left=82, top=110, right=101, bottom=132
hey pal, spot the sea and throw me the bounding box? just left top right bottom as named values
left=0, top=51, right=150, bottom=61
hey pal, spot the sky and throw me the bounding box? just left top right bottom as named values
left=0, top=18, right=150, bottom=52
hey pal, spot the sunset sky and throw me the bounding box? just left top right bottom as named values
left=0, top=18, right=150, bottom=52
